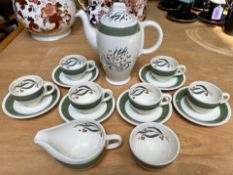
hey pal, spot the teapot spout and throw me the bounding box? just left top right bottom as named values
left=76, top=10, right=97, bottom=50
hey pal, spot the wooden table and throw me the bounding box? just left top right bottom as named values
left=1, top=1, right=233, bottom=174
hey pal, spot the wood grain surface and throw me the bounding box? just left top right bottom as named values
left=1, top=1, right=233, bottom=175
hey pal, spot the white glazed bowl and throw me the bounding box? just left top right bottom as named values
left=129, top=122, right=180, bottom=169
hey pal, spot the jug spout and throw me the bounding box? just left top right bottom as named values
left=76, top=10, right=97, bottom=50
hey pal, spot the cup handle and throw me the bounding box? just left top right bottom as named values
left=105, top=134, right=122, bottom=150
left=174, top=65, right=186, bottom=76
left=220, top=92, right=230, bottom=104
left=86, top=60, right=96, bottom=72
left=140, top=20, right=163, bottom=55
left=101, top=89, right=113, bottom=103
left=43, top=82, right=55, bottom=97
left=160, top=94, right=172, bottom=106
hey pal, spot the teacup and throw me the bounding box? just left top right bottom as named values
left=59, top=55, right=96, bottom=80
left=34, top=119, right=122, bottom=169
left=68, top=82, right=113, bottom=114
left=129, top=122, right=180, bottom=169
left=187, top=81, right=230, bottom=113
left=9, top=75, right=56, bottom=107
left=128, top=83, right=172, bottom=114
left=150, top=55, right=186, bottom=82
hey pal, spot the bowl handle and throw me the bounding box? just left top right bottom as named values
left=140, top=20, right=163, bottom=55
left=105, top=134, right=122, bottom=150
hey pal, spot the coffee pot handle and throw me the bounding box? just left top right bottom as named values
left=105, top=134, right=122, bottom=150
left=140, top=20, right=163, bottom=55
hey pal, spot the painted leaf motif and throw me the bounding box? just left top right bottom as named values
left=190, top=85, right=209, bottom=96
left=130, top=86, right=150, bottom=98
left=74, top=122, right=100, bottom=133
left=136, top=127, right=168, bottom=141
left=72, top=85, right=95, bottom=96
left=14, top=79, right=39, bottom=91
left=153, top=58, right=170, bottom=68
left=62, top=57, right=81, bottom=68
left=109, top=12, right=126, bottom=22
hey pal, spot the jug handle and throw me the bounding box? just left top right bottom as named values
left=140, top=20, right=163, bottom=55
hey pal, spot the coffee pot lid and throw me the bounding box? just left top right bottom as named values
left=100, top=2, right=138, bottom=28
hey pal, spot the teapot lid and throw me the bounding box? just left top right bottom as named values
left=100, top=2, right=138, bottom=28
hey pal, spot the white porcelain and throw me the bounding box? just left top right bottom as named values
left=59, top=94, right=115, bottom=122
left=13, top=0, right=77, bottom=41
left=116, top=90, right=173, bottom=126
left=150, top=55, right=186, bottom=82
left=187, top=81, right=230, bottom=113
left=138, top=64, right=186, bottom=91
left=173, top=87, right=232, bottom=127
left=34, top=119, right=122, bottom=168
left=2, top=82, right=60, bottom=119
left=9, top=75, right=56, bottom=107
left=59, top=55, right=96, bottom=80
left=129, top=122, right=180, bottom=168
left=76, top=2, right=163, bottom=85
left=51, top=66, right=99, bottom=88
left=68, top=82, right=112, bottom=114
left=128, top=83, right=172, bottom=114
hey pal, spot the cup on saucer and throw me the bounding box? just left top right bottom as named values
left=68, top=82, right=113, bottom=114
left=128, top=83, right=172, bottom=115
left=186, top=81, right=230, bottom=113
left=150, top=55, right=186, bottom=82
left=9, top=75, right=56, bottom=107
left=59, top=55, right=96, bottom=80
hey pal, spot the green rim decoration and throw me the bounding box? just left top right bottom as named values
left=117, top=91, right=171, bottom=125
left=12, top=87, right=44, bottom=101
left=139, top=64, right=185, bottom=91
left=59, top=95, right=114, bottom=122
left=3, top=85, right=60, bottom=119
left=53, top=66, right=98, bottom=88
left=150, top=65, right=176, bottom=76
left=173, top=87, right=231, bottom=126
left=61, top=64, right=87, bottom=75
left=97, top=23, right=140, bottom=36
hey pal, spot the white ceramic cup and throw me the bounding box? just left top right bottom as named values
left=68, top=82, right=112, bottom=114
left=128, top=83, right=172, bottom=114
left=9, top=75, right=55, bottom=107
left=150, top=55, right=186, bottom=82
left=129, top=122, right=180, bottom=169
left=34, top=119, right=122, bottom=169
left=59, top=55, right=96, bottom=80
left=187, top=81, right=230, bottom=113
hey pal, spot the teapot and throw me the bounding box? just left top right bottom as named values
left=76, top=2, right=163, bottom=85
left=12, top=0, right=77, bottom=41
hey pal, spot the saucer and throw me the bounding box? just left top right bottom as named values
left=167, top=11, right=198, bottom=23
left=139, top=64, right=186, bottom=91
left=173, top=87, right=231, bottom=126
left=59, top=94, right=115, bottom=123
left=198, top=11, right=226, bottom=25
left=117, top=90, right=172, bottom=126
left=52, top=66, right=99, bottom=88
left=2, top=82, right=60, bottom=119
left=158, top=1, right=179, bottom=11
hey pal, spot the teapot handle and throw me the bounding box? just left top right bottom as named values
left=140, top=20, right=163, bottom=55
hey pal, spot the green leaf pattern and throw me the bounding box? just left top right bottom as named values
left=13, top=79, right=39, bottom=93
left=71, top=85, right=96, bottom=99
left=136, top=127, right=168, bottom=141
left=130, top=86, right=150, bottom=99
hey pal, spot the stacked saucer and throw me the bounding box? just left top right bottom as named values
left=2, top=75, right=60, bottom=119
left=59, top=82, right=115, bottom=123
left=173, top=81, right=231, bottom=126
left=139, top=55, right=186, bottom=91
left=117, top=82, right=173, bottom=125
left=52, top=55, right=99, bottom=88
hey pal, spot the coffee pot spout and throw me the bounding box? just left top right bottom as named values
left=75, top=10, right=97, bottom=50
